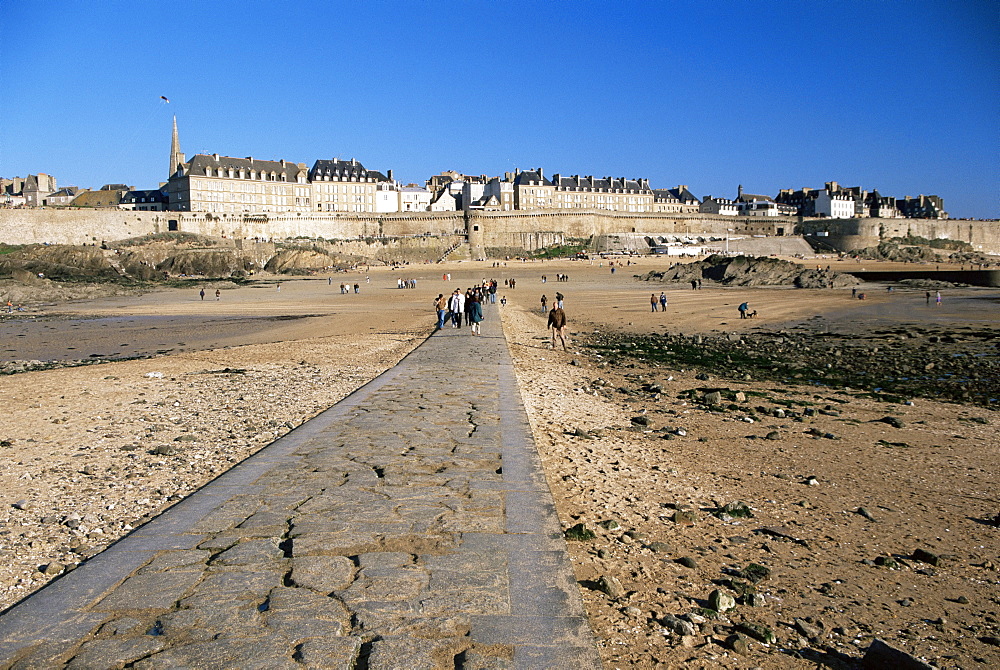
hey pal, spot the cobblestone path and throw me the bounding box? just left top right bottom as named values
left=0, top=308, right=600, bottom=669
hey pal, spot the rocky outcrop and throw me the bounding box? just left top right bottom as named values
left=640, top=254, right=859, bottom=288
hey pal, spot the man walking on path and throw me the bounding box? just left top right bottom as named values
left=540, top=294, right=547, bottom=313
left=434, top=293, right=448, bottom=330
left=449, top=289, right=465, bottom=328
left=650, top=294, right=658, bottom=312
left=199, top=288, right=205, bottom=300
left=659, top=292, right=667, bottom=311
left=555, top=291, right=564, bottom=309
left=548, top=304, right=568, bottom=351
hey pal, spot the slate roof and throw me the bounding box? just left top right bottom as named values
left=186, top=154, right=306, bottom=180
left=309, top=158, right=388, bottom=182
left=47, top=187, right=80, bottom=198
left=512, top=170, right=551, bottom=187
left=122, top=189, right=167, bottom=204
left=549, top=174, right=651, bottom=192
left=668, top=186, right=699, bottom=203
left=737, top=192, right=774, bottom=203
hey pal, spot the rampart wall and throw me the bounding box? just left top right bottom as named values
left=2, top=209, right=997, bottom=255
left=798, top=218, right=1000, bottom=253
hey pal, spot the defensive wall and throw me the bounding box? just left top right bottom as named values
left=2, top=208, right=997, bottom=255
left=798, top=218, right=1000, bottom=254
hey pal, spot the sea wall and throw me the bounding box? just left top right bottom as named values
left=2, top=208, right=997, bottom=255
left=798, top=218, right=1000, bottom=254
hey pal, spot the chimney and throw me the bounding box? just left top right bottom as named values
left=537, top=167, right=543, bottom=180
left=213, top=153, right=219, bottom=161
left=387, top=169, right=394, bottom=181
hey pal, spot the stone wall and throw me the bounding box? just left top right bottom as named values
left=798, top=218, right=1000, bottom=254
left=2, top=208, right=997, bottom=255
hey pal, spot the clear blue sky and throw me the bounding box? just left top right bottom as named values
left=2, top=0, right=997, bottom=218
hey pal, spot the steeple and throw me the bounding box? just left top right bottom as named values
left=169, top=116, right=185, bottom=179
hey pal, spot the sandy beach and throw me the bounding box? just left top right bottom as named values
left=1, top=256, right=998, bottom=668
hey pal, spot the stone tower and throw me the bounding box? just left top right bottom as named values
left=169, top=116, right=185, bottom=179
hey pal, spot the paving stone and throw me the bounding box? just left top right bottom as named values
left=0, top=307, right=600, bottom=668
left=296, top=636, right=363, bottom=668
left=290, top=555, right=355, bottom=593
left=94, top=571, right=204, bottom=612
left=65, top=637, right=166, bottom=669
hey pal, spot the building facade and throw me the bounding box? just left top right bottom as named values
left=309, top=158, right=392, bottom=213
left=168, top=154, right=311, bottom=213
left=699, top=195, right=738, bottom=216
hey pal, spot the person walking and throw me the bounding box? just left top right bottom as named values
left=215, top=289, right=221, bottom=300
left=547, top=303, right=568, bottom=351
left=468, top=295, right=484, bottom=335
left=659, top=292, right=667, bottom=311
left=936, top=291, right=942, bottom=306
left=650, top=293, right=659, bottom=312
left=555, top=291, right=564, bottom=309
left=540, top=294, right=548, bottom=313
left=199, top=288, right=205, bottom=301
left=434, top=293, right=448, bottom=330
left=449, top=289, right=465, bottom=328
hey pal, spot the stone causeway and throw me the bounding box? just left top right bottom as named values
left=0, top=307, right=601, bottom=669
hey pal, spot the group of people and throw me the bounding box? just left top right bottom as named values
left=540, top=273, right=570, bottom=283
left=540, top=292, right=564, bottom=313
left=198, top=288, right=221, bottom=301
left=397, top=278, right=418, bottom=289
left=339, top=283, right=360, bottom=294
left=649, top=292, right=668, bottom=312
left=435, top=284, right=493, bottom=334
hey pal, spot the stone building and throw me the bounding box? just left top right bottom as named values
left=897, top=194, right=947, bottom=219
left=653, top=186, right=700, bottom=213
left=45, top=187, right=84, bottom=207
left=309, top=158, right=393, bottom=213
left=737, top=185, right=797, bottom=216
left=121, top=188, right=168, bottom=211
left=169, top=154, right=310, bottom=214
left=21, top=173, right=58, bottom=207
left=699, top=195, right=738, bottom=215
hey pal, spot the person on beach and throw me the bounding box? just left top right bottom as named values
left=547, top=304, right=568, bottom=351
left=936, top=291, right=942, bottom=306
left=691, top=279, right=698, bottom=290
left=468, top=295, right=484, bottom=335
left=434, top=293, right=448, bottom=330
left=555, top=291, right=564, bottom=309
left=659, top=292, right=667, bottom=311
left=650, top=294, right=659, bottom=312
left=925, top=290, right=931, bottom=305
left=449, top=289, right=465, bottom=328
left=215, top=289, right=221, bottom=301
left=738, top=302, right=749, bottom=319
left=500, top=296, right=507, bottom=307
left=199, top=288, right=205, bottom=300
left=540, top=294, right=547, bottom=313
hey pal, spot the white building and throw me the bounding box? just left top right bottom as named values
left=814, top=190, right=856, bottom=218
left=399, top=186, right=432, bottom=212
left=699, top=195, right=738, bottom=216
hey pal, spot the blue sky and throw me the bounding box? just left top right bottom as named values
left=2, top=0, right=997, bottom=218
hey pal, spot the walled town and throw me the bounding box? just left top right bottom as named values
left=0, top=121, right=998, bottom=669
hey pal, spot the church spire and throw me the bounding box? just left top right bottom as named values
left=169, top=116, right=184, bottom=179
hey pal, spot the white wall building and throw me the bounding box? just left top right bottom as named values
left=814, top=190, right=856, bottom=218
